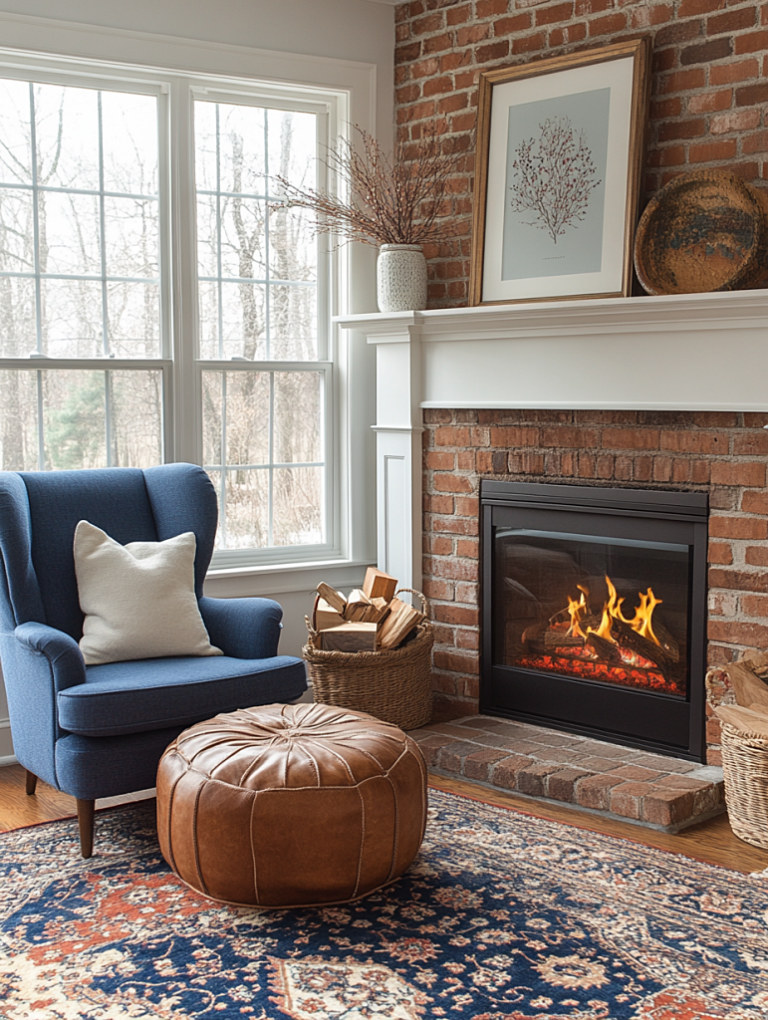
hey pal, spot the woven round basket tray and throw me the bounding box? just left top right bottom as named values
left=303, top=588, right=434, bottom=731
left=634, top=169, right=768, bottom=295
left=719, top=721, right=768, bottom=849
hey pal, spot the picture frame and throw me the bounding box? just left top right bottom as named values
left=469, top=38, right=651, bottom=306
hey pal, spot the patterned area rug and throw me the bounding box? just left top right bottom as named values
left=2, top=789, right=768, bottom=1019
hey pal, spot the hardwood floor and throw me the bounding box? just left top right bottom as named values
left=0, top=764, right=154, bottom=833
left=2, top=764, right=766, bottom=875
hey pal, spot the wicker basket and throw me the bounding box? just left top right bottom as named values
left=303, top=588, right=434, bottom=731
left=707, top=670, right=768, bottom=849
left=719, top=721, right=768, bottom=849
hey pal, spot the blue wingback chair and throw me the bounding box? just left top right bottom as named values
left=0, top=463, right=307, bottom=856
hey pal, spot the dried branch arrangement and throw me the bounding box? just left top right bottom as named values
left=274, top=127, right=455, bottom=247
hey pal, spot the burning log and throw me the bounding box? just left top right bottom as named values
left=521, top=621, right=548, bottom=649
left=584, top=631, right=622, bottom=664
left=648, top=617, right=680, bottom=664
left=611, top=617, right=669, bottom=668
left=544, top=629, right=583, bottom=649
left=516, top=573, right=686, bottom=696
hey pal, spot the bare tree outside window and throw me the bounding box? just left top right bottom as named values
left=0, top=70, right=332, bottom=560
left=0, top=79, right=162, bottom=471
left=509, top=116, right=601, bottom=245
left=196, top=100, right=324, bottom=552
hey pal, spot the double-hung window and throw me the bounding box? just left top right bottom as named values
left=0, top=60, right=338, bottom=568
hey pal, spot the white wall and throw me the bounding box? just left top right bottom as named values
left=0, top=0, right=393, bottom=762
left=0, top=0, right=394, bottom=143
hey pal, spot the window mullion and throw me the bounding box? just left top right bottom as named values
left=268, top=370, right=275, bottom=547
left=215, top=105, right=224, bottom=362
left=0, top=357, right=171, bottom=370
left=220, top=372, right=227, bottom=548
left=97, top=91, right=109, bottom=358
left=263, top=110, right=271, bottom=360
left=104, top=371, right=113, bottom=467
left=28, top=83, right=42, bottom=357
left=28, top=83, right=45, bottom=469
left=167, top=77, right=201, bottom=466
left=35, top=370, right=44, bottom=471
left=195, top=359, right=331, bottom=372
left=96, top=91, right=114, bottom=466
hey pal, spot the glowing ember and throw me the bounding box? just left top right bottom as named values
left=555, top=643, right=659, bottom=670
left=517, top=652, right=683, bottom=695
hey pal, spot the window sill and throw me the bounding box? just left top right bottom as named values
left=203, top=557, right=373, bottom=598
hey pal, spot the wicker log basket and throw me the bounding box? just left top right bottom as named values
left=708, top=655, right=768, bottom=849
left=718, top=724, right=768, bottom=849
left=303, top=589, right=434, bottom=731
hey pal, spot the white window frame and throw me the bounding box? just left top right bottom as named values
left=187, top=83, right=338, bottom=568
left=0, top=49, right=355, bottom=571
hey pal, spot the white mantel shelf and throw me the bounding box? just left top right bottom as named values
left=335, top=289, right=768, bottom=593
left=336, top=289, right=768, bottom=412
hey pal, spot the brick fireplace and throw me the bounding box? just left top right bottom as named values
left=424, top=406, right=768, bottom=764
left=337, top=293, right=768, bottom=770
left=375, top=0, right=768, bottom=769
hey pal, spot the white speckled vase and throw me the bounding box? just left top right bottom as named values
left=376, top=244, right=428, bottom=312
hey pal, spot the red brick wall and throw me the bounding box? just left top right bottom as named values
left=394, top=0, right=768, bottom=307
left=422, top=408, right=768, bottom=763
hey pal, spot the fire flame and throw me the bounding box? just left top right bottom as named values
left=566, top=584, right=589, bottom=639
left=628, top=588, right=663, bottom=645
left=575, top=576, right=662, bottom=648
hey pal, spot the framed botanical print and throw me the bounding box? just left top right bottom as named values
left=469, top=38, right=651, bottom=305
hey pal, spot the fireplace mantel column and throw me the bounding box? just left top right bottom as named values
left=336, top=312, right=423, bottom=592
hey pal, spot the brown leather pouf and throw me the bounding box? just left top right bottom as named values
left=156, top=702, right=427, bottom=908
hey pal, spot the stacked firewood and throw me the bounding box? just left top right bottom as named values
left=311, top=567, right=424, bottom=652
left=716, top=652, right=768, bottom=735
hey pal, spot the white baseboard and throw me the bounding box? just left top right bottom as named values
left=0, top=754, right=18, bottom=767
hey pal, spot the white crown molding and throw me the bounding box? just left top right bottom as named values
left=338, top=290, right=768, bottom=342
left=336, top=290, right=768, bottom=411
left=0, top=10, right=377, bottom=113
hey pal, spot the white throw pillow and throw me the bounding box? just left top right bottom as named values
left=74, top=520, right=223, bottom=666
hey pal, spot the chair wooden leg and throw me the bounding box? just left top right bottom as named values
left=77, top=799, right=95, bottom=859
left=25, top=770, right=37, bottom=796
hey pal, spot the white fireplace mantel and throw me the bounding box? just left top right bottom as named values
left=335, top=289, right=768, bottom=592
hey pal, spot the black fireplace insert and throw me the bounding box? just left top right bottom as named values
left=481, top=481, right=708, bottom=760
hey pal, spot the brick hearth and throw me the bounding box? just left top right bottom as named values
left=413, top=715, right=725, bottom=832
left=422, top=408, right=768, bottom=765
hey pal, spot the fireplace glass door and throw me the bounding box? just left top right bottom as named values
left=495, top=530, right=690, bottom=698
left=481, top=482, right=708, bottom=760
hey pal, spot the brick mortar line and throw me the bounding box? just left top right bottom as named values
left=397, top=3, right=763, bottom=21
left=396, top=32, right=765, bottom=53
left=397, top=40, right=764, bottom=70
